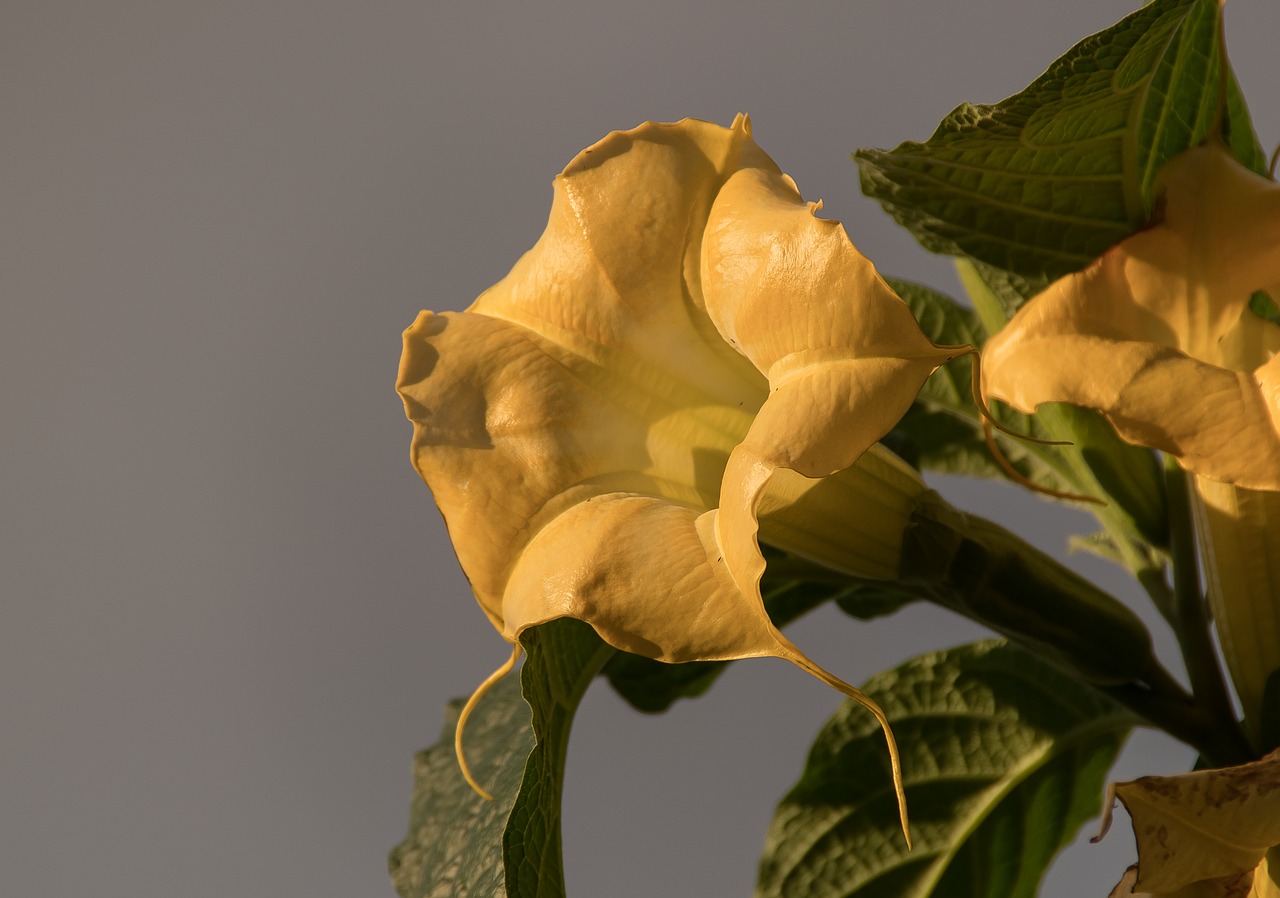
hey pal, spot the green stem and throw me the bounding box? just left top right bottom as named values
left=906, top=491, right=1249, bottom=765
left=1164, top=459, right=1254, bottom=764
left=1098, top=667, right=1245, bottom=769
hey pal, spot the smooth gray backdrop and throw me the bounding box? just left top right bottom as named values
left=5, top=2, right=1278, bottom=896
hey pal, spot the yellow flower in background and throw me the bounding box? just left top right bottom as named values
left=1098, top=749, right=1280, bottom=897
left=397, top=116, right=962, bottom=840
left=980, top=138, right=1280, bottom=730
left=980, top=138, right=1280, bottom=490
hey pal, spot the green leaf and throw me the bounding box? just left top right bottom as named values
left=954, top=262, right=1049, bottom=325
left=1249, top=289, right=1280, bottom=327
left=755, top=640, right=1134, bottom=898
left=856, top=0, right=1263, bottom=283
left=388, top=618, right=610, bottom=898
left=388, top=671, right=533, bottom=898
left=604, top=549, right=913, bottom=713
left=885, top=279, right=1079, bottom=495
left=504, top=619, right=611, bottom=898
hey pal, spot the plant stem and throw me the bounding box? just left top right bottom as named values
left=906, top=491, right=1252, bottom=766
left=1098, top=665, right=1247, bottom=769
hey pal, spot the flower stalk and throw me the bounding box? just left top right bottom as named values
left=903, top=492, right=1251, bottom=766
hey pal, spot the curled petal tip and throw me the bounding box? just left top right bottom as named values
left=1092, top=784, right=1119, bottom=844
left=775, top=638, right=912, bottom=850
left=454, top=643, right=523, bottom=801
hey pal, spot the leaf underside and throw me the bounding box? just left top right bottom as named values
left=390, top=618, right=609, bottom=898
left=856, top=0, right=1263, bottom=284
left=389, top=673, right=533, bottom=898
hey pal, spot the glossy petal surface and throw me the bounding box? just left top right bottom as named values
left=399, top=116, right=946, bottom=659
left=702, top=145, right=959, bottom=599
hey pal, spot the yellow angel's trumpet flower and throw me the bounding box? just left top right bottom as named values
left=980, top=138, right=1280, bottom=733
left=397, top=116, right=965, bottom=846
left=980, top=138, right=1280, bottom=489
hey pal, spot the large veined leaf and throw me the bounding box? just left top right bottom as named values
left=756, top=640, right=1134, bottom=898
left=388, top=674, right=531, bottom=898
left=856, top=0, right=1263, bottom=283
left=389, top=618, right=610, bottom=898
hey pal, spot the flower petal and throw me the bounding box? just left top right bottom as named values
left=397, top=308, right=754, bottom=629
left=1074, top=142, right=1280, bottom=366
left=500, top=488, right=914, bottom=845
left=471, top=117, right=766, bottom=409
left=502, top=494, right=780, bottom=660
left=1106, top=862, right=1270, bottom=898
left=1099, top=749, right=1280, bottom=894
left=701, top=142, right=952, bottom=598
left=984, top=324, right=1280, bottom=487
left=1192, top=477, right=1280, bottom=730
left=398, top=118, right=937, bottom=839
left=1149, top=142, right=1280, bottom=363
left=982, top=141, right=1280, bottom=489
left=400, top=116, right=941, bottom=641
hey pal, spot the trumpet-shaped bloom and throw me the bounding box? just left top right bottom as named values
left=397, top=116, right=960, bottom=836
left=981, top=138, right=1280, bottom=490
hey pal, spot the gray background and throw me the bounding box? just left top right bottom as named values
left=5, top=1, right=1278, bottom=896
